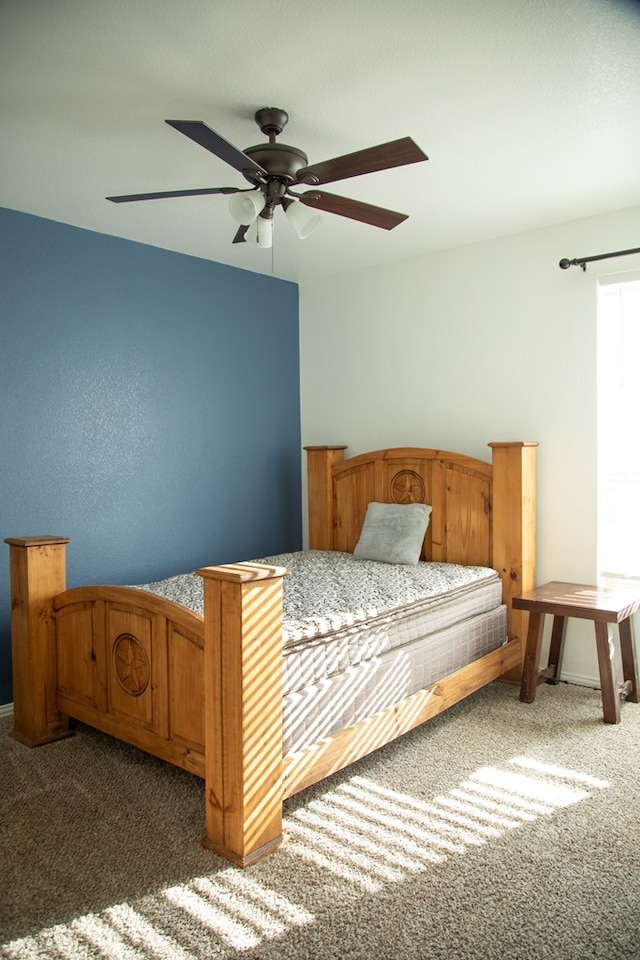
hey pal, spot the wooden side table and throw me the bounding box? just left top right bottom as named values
left=513, top=581, right=640, bottom=724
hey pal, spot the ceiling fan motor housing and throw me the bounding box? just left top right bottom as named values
left=243, top=143, right=309, bottom=181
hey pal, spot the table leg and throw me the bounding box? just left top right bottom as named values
left=520, top=610, right=544, bottom=703
left=619, top=618, right=640, bottom=703
left=594, top=621, right=620, bottom=724
left=545, top=615, right=567, bottom=684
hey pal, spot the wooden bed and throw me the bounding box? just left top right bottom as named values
left=6, top=440, right=537, bottom=867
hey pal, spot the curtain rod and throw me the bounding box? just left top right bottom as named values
left=559, top=246, right=640, bottom=271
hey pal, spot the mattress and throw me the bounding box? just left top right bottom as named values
left=282, top=604, right=506, bottom=754
left=137, top=550, right=507, bottom=755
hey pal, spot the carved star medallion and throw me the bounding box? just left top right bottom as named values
left=113, top=633, right=150, bottom=696
left=391, top=470, right=425, bottom=504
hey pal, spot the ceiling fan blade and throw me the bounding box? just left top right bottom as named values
left=106, top=187, right=240, bottom=203
left=296, top=137, right=428, bottom=186
left=165, top=120, right=267, bottom=182
left=300, top=190, right=408, bottom=230
left=232, top=224, right=250, bottom=244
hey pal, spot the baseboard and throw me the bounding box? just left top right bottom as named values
left=0, top=702, right=14, bottom=719
left=558, top=673, right=600, bottom=690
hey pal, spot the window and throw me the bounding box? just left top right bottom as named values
left=597, top=277, right=640, bottom=581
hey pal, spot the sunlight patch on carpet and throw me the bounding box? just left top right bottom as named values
left=2, top=755, right=611, bottom=958
left=104, top=903, right=195, bottom=960
left=2, top=871, right=314, bottom=959
left=284, top=754, right=610, bottom=883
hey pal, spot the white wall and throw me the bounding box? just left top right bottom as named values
left=300, top=205, right=640, bottom=686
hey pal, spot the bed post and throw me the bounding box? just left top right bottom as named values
left=304, top=445, right=347, bottom=550
left=4, top=536, right=72, bottom=746
left=197, top=561, right=289, bottom=867
left=488, top=442, right=538, bottom=672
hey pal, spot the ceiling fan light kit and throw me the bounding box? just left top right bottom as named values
left=257, top=214, right=274, bottom=249
left=284, top=199, right=322, bottom=239
left=106, top=108, right=429, bottom=250
left=228, top=189, right=266, bottom=225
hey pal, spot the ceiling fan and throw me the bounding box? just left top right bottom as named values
left=106, top=108, right=429, bottom=248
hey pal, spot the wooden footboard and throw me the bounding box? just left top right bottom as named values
left=5, top=438, right=537, bottom=868
left=6, top=536, right=208, bottom=767
left=5, top=536, right=289, bottom=867
left=54, top=585, right=207, bottom=775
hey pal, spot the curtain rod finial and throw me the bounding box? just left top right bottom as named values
left=559, top=257, right=587, bottom=271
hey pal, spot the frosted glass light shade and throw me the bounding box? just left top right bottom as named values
left=257, top=216, right=273, bottom=249
left=229, top=191, right=266, bottom=225
left=285, top=200, right=322, bottom=239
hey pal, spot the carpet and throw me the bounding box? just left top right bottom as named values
left=2, top=680, right=640, bottom=959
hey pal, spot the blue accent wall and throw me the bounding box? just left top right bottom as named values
left=0, top=207, right=301, bottom=705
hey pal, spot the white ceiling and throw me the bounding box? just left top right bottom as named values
left=1, top=0, right=639, bottom=284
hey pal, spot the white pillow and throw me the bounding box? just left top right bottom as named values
left=353, top=501, right=432, bottom=565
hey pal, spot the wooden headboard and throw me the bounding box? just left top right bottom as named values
left=305, top=442, right=537, bottom=645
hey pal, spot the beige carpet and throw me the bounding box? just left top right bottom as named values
left=2, top=680, right=640, bottom=959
